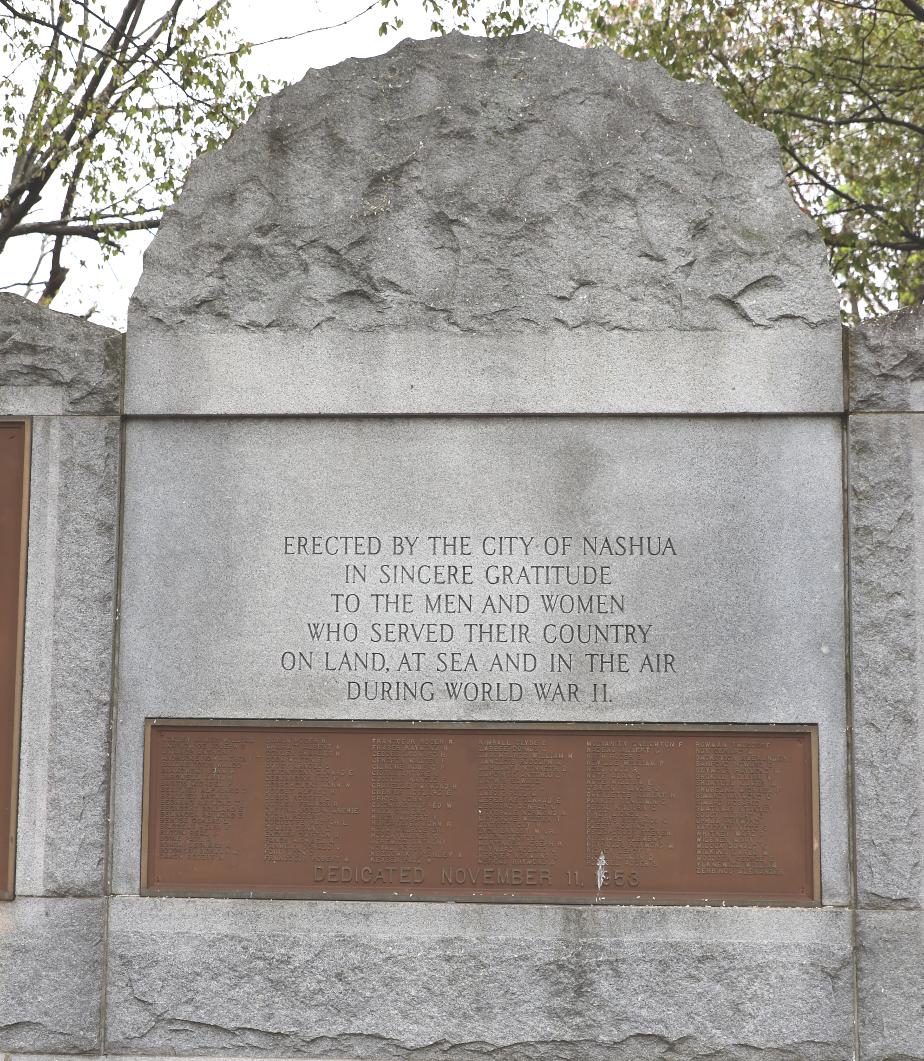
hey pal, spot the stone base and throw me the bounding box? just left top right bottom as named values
left=0, top=898, right=103, bottom=1053
left=103, top=899, right=854, bottom=1060
left=857, top=909, right=924, bottom=1061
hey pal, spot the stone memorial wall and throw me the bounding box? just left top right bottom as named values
left=0, top=293, right=122, bottom=1049
left=848, top=307, right=924, bottom=1061
left=0, top=30, right=921, bottom=1061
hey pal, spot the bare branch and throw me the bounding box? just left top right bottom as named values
left=824, top=228, right=924, bottom=251
left=39, top=231, right=68, bottom=303
left=769, top=106, right=924, bottom=138
left=234, top=0, right=380, bottom=51
left=9, top=217, right=160, bottom=238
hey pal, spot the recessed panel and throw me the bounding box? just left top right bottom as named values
left=115, top=416, right=847, bottom=902
left=143, top=721, right=819, bottom=905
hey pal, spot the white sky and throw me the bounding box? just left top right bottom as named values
left=1, top=1, right=449, bottom=328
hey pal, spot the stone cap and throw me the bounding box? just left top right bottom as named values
left=127, top=32, right=842, bottom=415
left=0, top=294, right=123, bottom=416
left=850, top=306, right=924, bottom=412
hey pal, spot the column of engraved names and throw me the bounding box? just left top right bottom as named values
left=585, top=737, right=675, bottom=871
left=157, top=733, right=248, bottom=861
left=477, top=736, right=568, bottom=868
left=264, top=733, right=355, bottom=863
left=370, top=735, right=454, bottom=863
left=695, top=739, right=785, bottom=876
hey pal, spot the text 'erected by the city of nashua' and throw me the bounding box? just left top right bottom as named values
left=278, top=533, right=680, bottom=707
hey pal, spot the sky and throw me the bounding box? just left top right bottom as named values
left=0, top=1, right=450, bottom=328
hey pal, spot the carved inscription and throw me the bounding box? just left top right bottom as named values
left=143, top=722, right=818, bottom=904
left=276, top=532, right=681, bottom=710
left=0, top=421, right=28, bottom=900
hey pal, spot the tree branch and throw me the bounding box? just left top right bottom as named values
left=897, top=0, right=924, bottom=20
left=782, top=144, right=867, bottom=209
left=9, top=217, right=160, bottom=238
left=769, top=105, right=924, bottom=138
left=825, top=231, right=924, bottom=251
left=230, top=0, right=380, bottom=51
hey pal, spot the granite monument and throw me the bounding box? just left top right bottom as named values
left=0, top=30, right=920, bottom=1061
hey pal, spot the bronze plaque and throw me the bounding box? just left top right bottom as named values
left=0, top=420, right=29, bottom=900
left=143, top=721, right=819, bottom=905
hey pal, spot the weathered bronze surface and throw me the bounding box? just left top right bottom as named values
left=143, top=721, right=819, bottom=904
left=0, top=421, right=28, bottom=900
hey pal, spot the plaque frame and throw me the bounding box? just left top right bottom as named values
left=141, top=718, right=821, bottom=907
left=1, top=418, right=30, bottom=901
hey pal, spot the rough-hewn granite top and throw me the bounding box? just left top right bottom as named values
left=0, top=293, right=122, bottom=415
left=850, top=305, right=924, bottom=412
left=126, top=32, right=842, bottom=413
